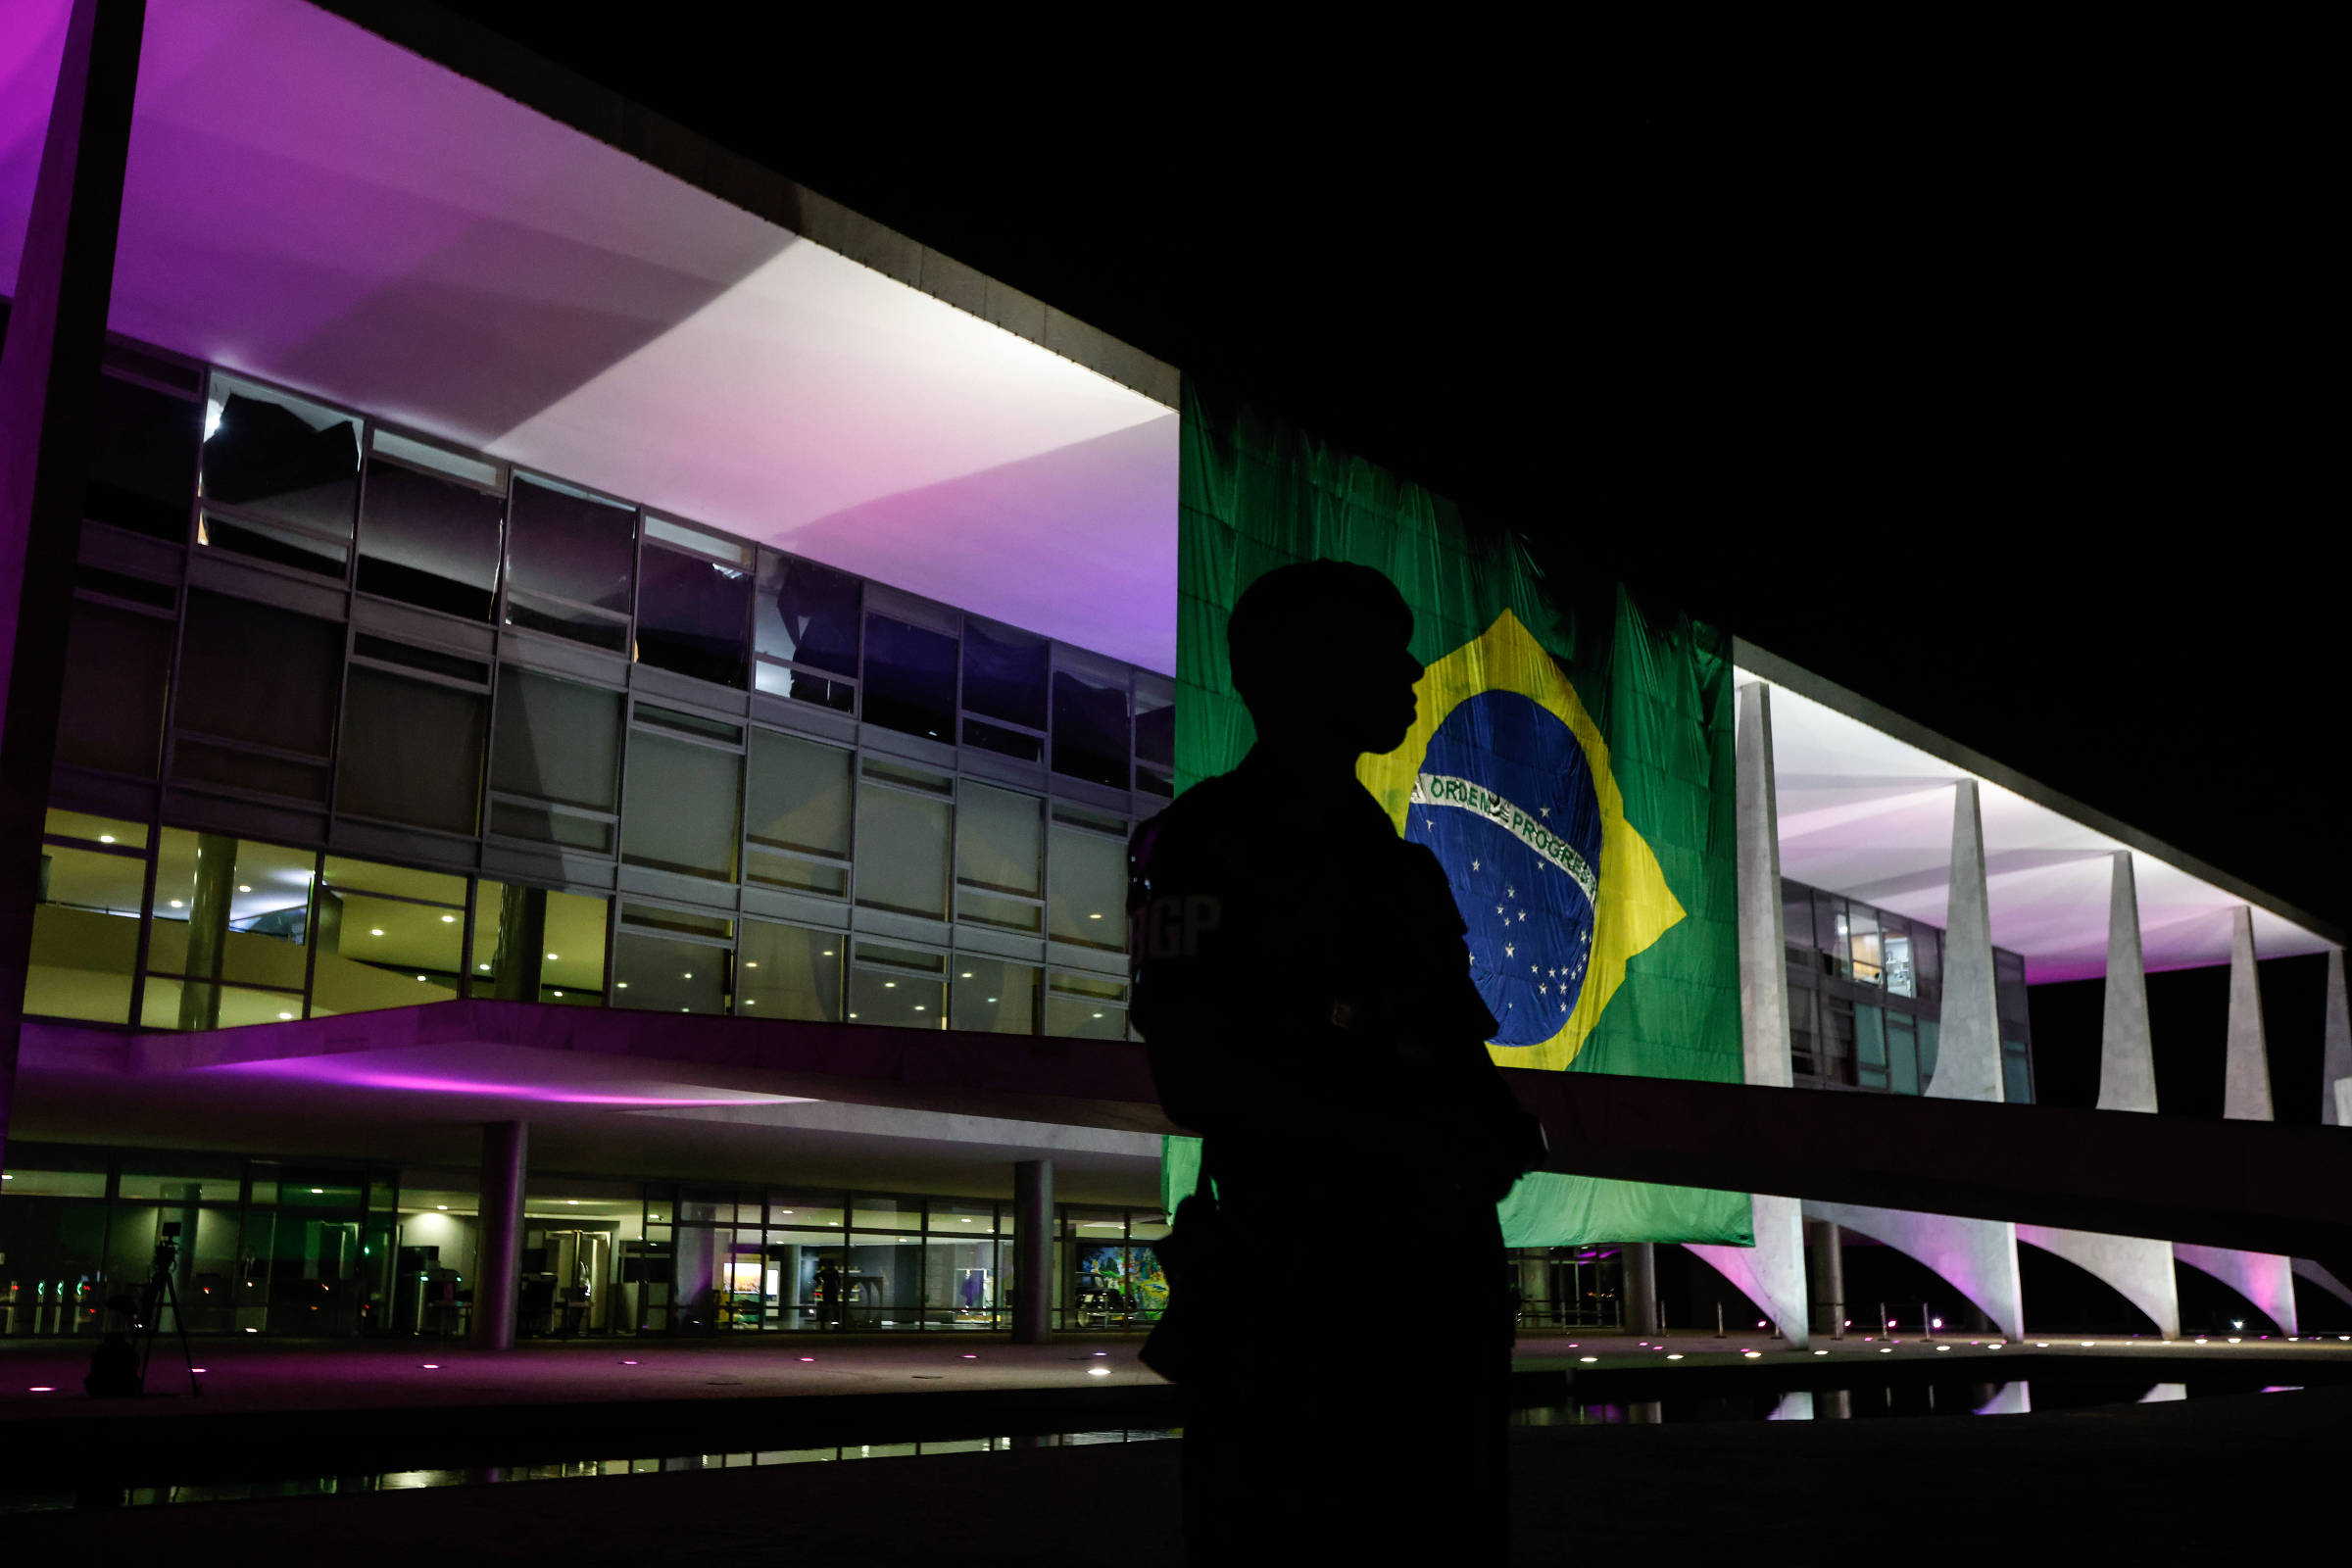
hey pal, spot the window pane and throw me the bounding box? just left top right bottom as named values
left=622, top=732, right=741, bottom=881
left=507, top=475, right=634, bottom=615
left=175, top=590, right=341, bottom=759
left=953, top=957, right=1037, bottom=1034
left=755, top=550, right=859, bottom=682
left=492, top=666, right=622, bottom=812
left=337, top=665, right=486, bottom=834
left=961, top=619, right=1048, bottom=732
left=468, top=881, right=608, bottom=1003
left=863, top=615, right=956, bottom=742
left=25, top=845, right=143, bottom=1021
left=44, top=809, right=147, bottom=849
left=1855, top=1003, right=1886, bottom=1070
left=313, top=858, right=466, bottom=1015
left=636, top=545, right=751, bottom=688
left=198, top=507, right=349, bottom=579
left=145, top=832, right=313, bottom=1024
left=1047, top=975, right=1128, bottom=1040
left=1848, top=905, right=1882, bottom=986
left=357, top=455, right=503, bottom=619
left=614, top=929, right=729, bottom=1013
left=963, top=717, right=1043, bottom=764
left=1819, top=997, right=1856, bottom=1084
left=745, top=730, right=850, bottom=894
left=1887, top=1013, right=1920, bottom=1095
left=1788, top=987, right=1818, bottom=1076
left=1782, top=880, right=1815, bottom=954
left=854, top=784, right=950, bottom=920
left=1048, top=824, right=1125, bottom=949
left=56, top=599, right=171, bottom=777
left=1916, top=926, right=1942, bottom=1004
left=200, top=376, right=360, bottom=537
left=1813, top=892, right=1847, bottom=969
left=736, top=921, right=841, bottom=1021
left=956, top=783, right=1043, bottom=897
left=1051, top=669, right=1129, bottom=789
left=87, top=374, right=197, bottom=540
left=848, top=952, right=942, bottom=1027
left=1133, top=677, right=1173, bottom=770
left=1919, top=1019, right=1940, bottom=1087
left=2002, top=1044, right=2034, bottom=1104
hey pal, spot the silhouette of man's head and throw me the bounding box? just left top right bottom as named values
left=1228, top=561, right=1423, bottom=758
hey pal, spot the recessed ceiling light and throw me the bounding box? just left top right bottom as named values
left=440, top=914, right=455, bottom=923
left=169, top=900, right=183, bottom=908
left=370, top=928, right=384, bottom=936
left=546, top=953, right=558, bottom=960
left=478, top=963, right=490, bottom=970
left=277, top=1011, right=293, bottom=1020
left=617, top=982, right=628, bottom=988
left=960, top=972, right=972, bottom=979
left=745, top=961, right=758, bottom=968
left=884, top=981, right=896, bottom=989
left=437, top=1205, right=448, bottom=1210
left=98, top=835, right=115, bottom=844
left=683, top=972, right=692, bottom=979
left=237, top=883, right=251, bottom=892
left=822, top=950, right=834, bottom=956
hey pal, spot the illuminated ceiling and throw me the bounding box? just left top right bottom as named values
left=0, top=0, right=1180, bottom=672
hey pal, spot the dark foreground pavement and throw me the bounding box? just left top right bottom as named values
left=5, top=1378, right=2346, bottom=1563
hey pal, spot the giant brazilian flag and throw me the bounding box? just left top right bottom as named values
left=1162, top=383, right=1751, bottom=1246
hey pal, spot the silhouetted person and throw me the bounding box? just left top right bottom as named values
left=1130, top=560, right=1548, bottom=1563
left=814, top=1260, right=843, bottom=1328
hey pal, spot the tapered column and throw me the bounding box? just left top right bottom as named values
left=1688, top=683, right=1809, bottom=1345
left=1010, top=1158, right=1053, bottom=1344
left=2027, top=852, right=2179, bottom=1336
left=2180, top=908, right=2297, bottom=1333
left=1823, top=779, right=2022, bottom=1340
left=2222, top=908, right=2273, bottom=1120
left=469, top=1121, right=528, bottom=1350
left=2097, top=853, right=2157, bottom=1112
left=2319, top=948, right=2348, bottom=1128
left=1929, top=781, right=2003, bottom=1102
left=0, top=0, right=148, bottom=1179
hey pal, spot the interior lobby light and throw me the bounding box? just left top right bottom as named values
left=277, top=1011, right=293, bottom=1020
left=441, top=914, right=455, bottom=923
left=683, top=972, right=693, bottom=980
left=478, top=963, right=490, bottom=970
left=169, top=900, right=182, bottom=908
left=98, top=835, right=114, bottom=843
left=546, top=953, right=558, bottom=960
left=370, top=928, right=383, bottom=936
left=237, top=883, right=249, bottom=891
left=822, top=950, right=834, bottom=956
left=960, top=972, right=972, bottom=978
left=436, top=1205, right=447, bottom=1210
left=745, top=961, right=758, bottom=969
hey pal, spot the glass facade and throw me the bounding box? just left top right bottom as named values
left=1783, top=876, right=2034, bottom=1101
left=0, top=1141, right=1169, bottom=1341
left=30, top=354, right=1168, bottom=1043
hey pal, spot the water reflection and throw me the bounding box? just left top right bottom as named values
left=1508, top=1376, right=2302, bottom=1426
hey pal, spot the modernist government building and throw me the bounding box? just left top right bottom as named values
left=3, top=1, right=2347, bottom=1352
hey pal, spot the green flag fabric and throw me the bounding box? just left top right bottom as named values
left=1159, top=382, right=1751, bottom=1247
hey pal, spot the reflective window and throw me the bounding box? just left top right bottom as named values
left=1883, top=917, right=1915, bottom=998
left=614, top=921, right=731, bottom=1014
left=636, top=519, right=751, bottom=689
left=1886, top=1011, right=1921, bottom=1095
left=1854, top=1002, right=1887, bottom=1090
left=1915, top=925, right=1942, bottom=1004
left=357, top=434, right=504, bottom=619
left=621, top=722, right=741, bottom=882
left=199, top=374, right=360, bottom=562
left=955, top=783, right=1043, bottom=933
left=1051, top=668, right=1129, bottom=789
left=1817, top=996, right=1856, bottom=1084
left=863, top=615, right=957, bottom=742
left=172, top=591, right=341, bottom=804
left=56, top=597, right=172, bottom=778
left=504, top=475, right=634, bottom=650
left=468, top=881, right=608, bottom=1004
left=1788, top=988, right=1819, bottom=1076
left=1133, top=674, right=1174, bottom=797
left=336, top=658, right=488, bottom=835
left=754, top=550, right=858, bottom=710
left=86, top=374, right=198, bottom=540
left=490, top=666, right=622, bottom=854
left=2001, top=1041, right=2034, bottom=1104
left=311, top=857, right=466, bottom=1015
left=1046, top=972, right=1127, bottom=1039
left=846, top=941, right=943, bottom=1028
left=1847, top=905, right=1882, bottom=986
left=736, top=921, right=841, bottom=1021
left=1048, top=813, right=1126, bottom=950
left=961, top=618, right=1048, bottom=732
left=25, top=832, right=146, bottom=1022
left=1813, top=892, right=1848, bottom=975
left=745, top=730, right=851, bottom=897
left=143, top=832, right=313, bottom=1028
left=854, top=761, right=951, bottom=921
left=952, top=957, right=1038, bottom=1035
left=1782, top=880, right=1816, bottom=956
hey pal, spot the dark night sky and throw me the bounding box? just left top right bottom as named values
left=431, top=18, right=2347, bottom=1107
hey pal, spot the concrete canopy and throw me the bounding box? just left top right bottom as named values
left=0, top=0, right=1181, bottom=673
left=1745, top=656, right=2335, bottom=981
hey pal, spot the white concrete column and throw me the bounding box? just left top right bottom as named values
left=2321, top=947, right=2349, bottom=1129
left=1928, top=780, right=2003, bottom=1103
left=2027, top=851, right=2179, bottom=1337
left=2097, top=852, right=2158, bottom=1113
left=1820, top=779, right=2023, bottom=1341
left=1688, top=683, right=1810, bottom=1346
left=2182, top=907, right=2298, bottom=1333
left=2223, top=908, right=2273, bottom=1120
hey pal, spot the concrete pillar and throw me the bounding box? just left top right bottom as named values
left=1928, top=780, right=2003, bottom=1103
left=2024, top=851, right=2180, bottom=1337
left=0, top=0, right=147, bottom=1179
left=1010, top=1158, right=1053, bottom=1344
left=2320, top=948, right=2348, bottom=1128
left=2096, top=853, right=2157, bottom=1112
left=1808, top=1219, right=1846, bottom=1338
left=1621, top=1242, right=1659, bottom=1335
left=1804, top=1200, right=2024, bottom=1343
left=469, top=1121, right=527, bottom=1350
left=176, top=833, right=237, bottom=1030
left=2183, top=909, right=2298, bottom=1333
left=2223, top=908, right=2273, bottom=1120
left=492, top=883, right=548, bottom=1001
left=1689, top=683, right=1810, bottom=1345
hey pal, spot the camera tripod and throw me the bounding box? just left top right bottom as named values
left=131, top=1228, right=203, bottom=1396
